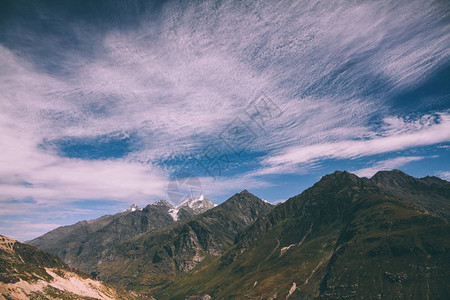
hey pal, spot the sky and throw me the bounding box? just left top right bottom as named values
left=0, top=0, right=449, bottom=241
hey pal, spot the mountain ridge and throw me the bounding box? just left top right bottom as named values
left=28, top=196, right=216, bottom=275
left=155, top=170, right=450, bottom=299
left=371, top=169, right=450, bottom=219
left=95, top=190, right=274, bottom=293
left=24, top=170, right=450, bottom=299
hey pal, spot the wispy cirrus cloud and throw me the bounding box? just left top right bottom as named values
left=261, top=113, right=450, bottom=173
left=436, top=171, right=450, bottom=181
left=0, top=0, right=449, bottom=240
left=352, top=156, right=435, bottom=178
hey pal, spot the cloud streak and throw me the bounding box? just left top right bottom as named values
left=0, top=0, right=449, bottom=240
left=352, top=156, right=434, bottom=178
left=262, top=113, right=450, bottom=173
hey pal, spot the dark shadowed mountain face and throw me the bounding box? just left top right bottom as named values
left=371, top=169, right=450, bottom=219
left=95, top=190, right=274, bottom=292
left=0, top=235, right=147, bottom=299
left=157, top=171, right=450, bottom=299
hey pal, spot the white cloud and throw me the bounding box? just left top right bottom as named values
left=198, top=175, right=273, bottom=199
left=353, top=156, right=434, bottom=178
left=436, top=171, right=450, bottom=181
left=262, top=113, right=450, bottom=173
left=0, top=219, right=63, bottom=242
left=0, top=50, right=170, bottom=206
left=17, top=0, right=447, bottom=160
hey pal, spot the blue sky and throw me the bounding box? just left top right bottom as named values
left=0, top=0, right=449, bottom=241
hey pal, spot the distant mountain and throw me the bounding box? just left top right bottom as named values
left=169, top=195, right=216, bottom=221
left=28, top=196, right=215, bottom=275
left=95, top=190, right=274, bottom=293
left=123, top=203, right=141, bottom=212
left=157, top=171, right=450, bottom=299
left=0, top=235, right=148, bottom=299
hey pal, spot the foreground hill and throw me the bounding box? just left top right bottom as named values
left=157, top=171, right=450, bottom=299
left=28, top=196, right=214, bottom=274
left=0, top=235, right=147, bottom=300
left=96, top=191, right=274, bottom=294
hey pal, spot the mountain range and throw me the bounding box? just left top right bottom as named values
left=2, top=170, right=449, bottom=299
left=28, top=196, right=216, bottom=275
left=160, top=171, right=450, bottom=299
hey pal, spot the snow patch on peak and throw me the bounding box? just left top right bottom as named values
left=177, top=195, right=215, bottom=213
left=123, top=204, right=141, bottom=212
left=154, top=200, right=174, bottom=208
left=168, top=208, right=179, bottom=221
left=261, top=199, right=272, bottom=205
left=155, top=195, right=216, bottom=221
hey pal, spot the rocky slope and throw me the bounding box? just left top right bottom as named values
left=169, top=195, right=216, bottom=221
left=0, top=235, right=148, bottom=300
left=371, top=169, right=450, bottom=219
left=28, top=196, right=215, bottom=275
left=95, top=191, right=274, bottom=294
left=157, top=171, right=450, bottom=299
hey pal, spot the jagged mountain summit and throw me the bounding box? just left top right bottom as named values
left=0, top=235, right=148, bottom=299
left=168, top=194, right=216, bottom=221
left=123, top=203, right=141, bottom=212
left=178, top=194, right=216, bottom=213
left=371, top=169, right=450, bottom=219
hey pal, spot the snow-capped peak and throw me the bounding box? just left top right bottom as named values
left=154, top=200, right=174, bottom=208
left=167, top=195, right=215, bottom=221
left=177, top=195, right=213, bottom=211
left=123, top=204, right=141, bottom=212
left=261, top=199, right=272, bottom=204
